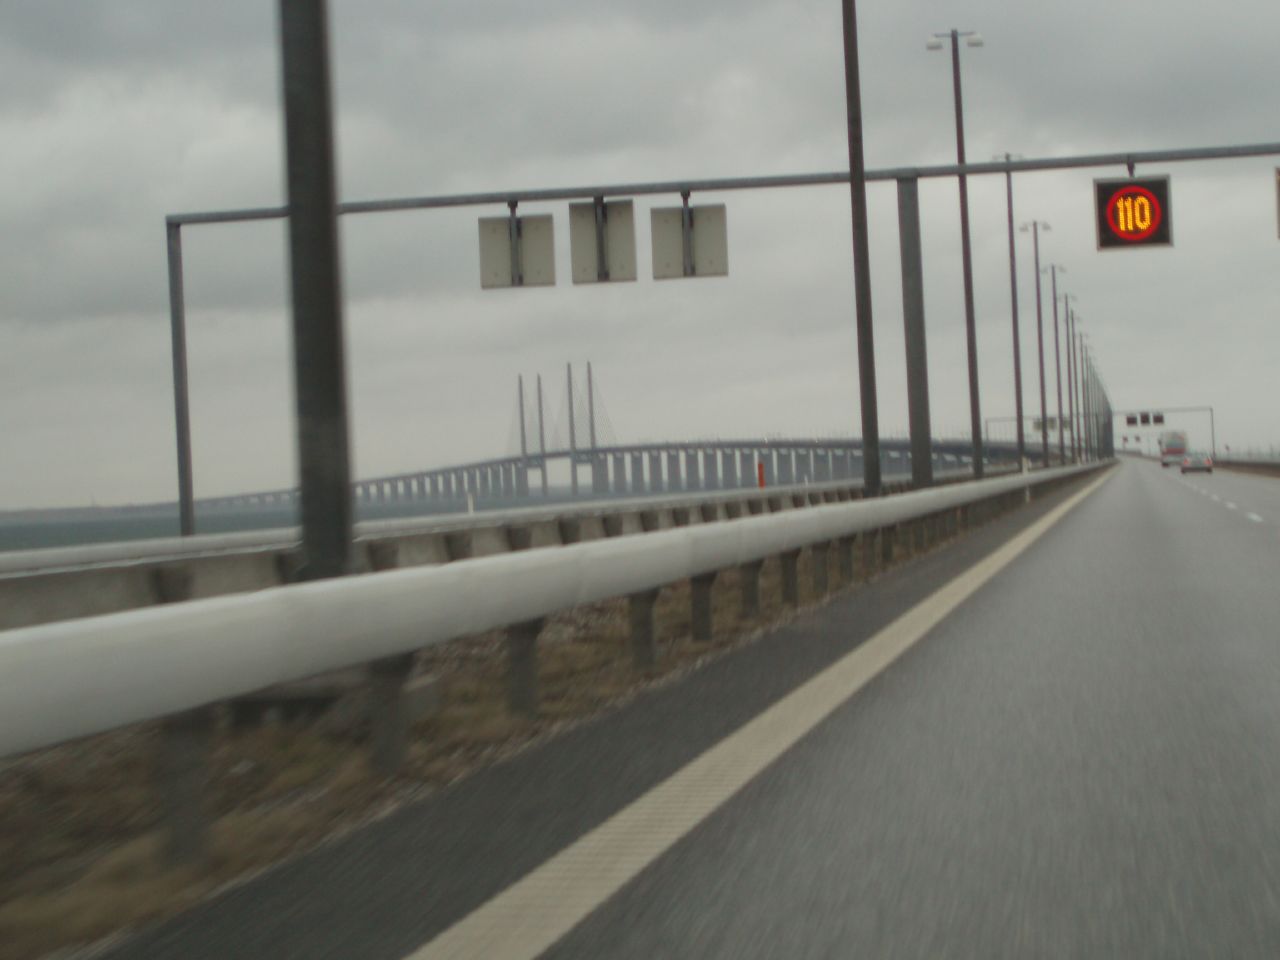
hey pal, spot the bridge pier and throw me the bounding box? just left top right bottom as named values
left=613, top=454, right=627, bottom=494
left=721, top=450, right=737, bottom=488
left=778, top=450, right=794, bottom=485
left=685, top=450, right=701, bottom=490
left=631, top=453, right=646, bottom=494
left=516, top=463, right=529, bottom=497
left=739, top=450, right=756, bottom=488
left=648, top=452, right=663, bottom=492
left=591, top=455, right=608, bottom=495
left=430, top=475, right=440, bottom=499
left=703, top=450, right=719, bottom=490
left=816, top=450, right=831, bottom=482
left=667, top=451, right=682, bottom=491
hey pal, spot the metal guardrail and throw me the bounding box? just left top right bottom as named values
left=0, top=462, right=1101, bottom=760
left=0, top=470, right=1000, bottom=631
left=0, top=474, right=904, bottom=576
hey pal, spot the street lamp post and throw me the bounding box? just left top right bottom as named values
left=1019, top=220, right=1050, bottom=467
left=844, top=0, right=882, bottom=495
left=999, top=154, right=1025, bottom=469
left=1046, top=264, right=1067, bottom=464
left=929, top=28, right=984, bottom=478
left=1079, top=334, right=1092, bottom=460
left=1064, top=295, right=1079, bottom=461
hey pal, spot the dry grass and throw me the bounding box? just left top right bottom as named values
left=0, top=509, right=980, bottom=960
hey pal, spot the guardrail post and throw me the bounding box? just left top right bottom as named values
left=912, top=519, right=926, bottom=554
left=506, top=618, right=544, bottom=716
left=780, top=550, right=800, bottom=607
left=160, top=707, right=214, bottom=865
left=628, top=590, right=659, bottom=669
left=739, top=560, right=764, bottom=618
left=861, top=528, right=879, bottom=577
left=150, top=564, right=213, bottom=866
left=691, top=573, right=717, bottom=642
left=881, top=525, right=896, bottom=566
left=369, top=652, right=414, bottom=775
left=836, top=536, right=856, bottom=585
left=811, top=542, right=830, bottom=596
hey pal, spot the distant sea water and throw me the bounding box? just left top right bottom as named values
left=0, top=489, right=591, bottom=554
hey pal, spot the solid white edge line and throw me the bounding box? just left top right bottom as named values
left=401, top=468, right=1115, bottom=960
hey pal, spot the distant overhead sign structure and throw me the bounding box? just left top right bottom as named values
left=568, top=199, right=637, bottom=284
left=1095, top=176, right=1172, bottom=249
left=478, top=211, right=556, bottom=289
left=651, top=203, right=728, bottom=279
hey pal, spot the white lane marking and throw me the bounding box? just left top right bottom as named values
left=1226, top=501, right=1238, bottom=511
left=1246, top=513, right=1264, bottom=523
left=401, top=471, right=1114, bottom=960
left=1211, top=494, right=1222, bottom=502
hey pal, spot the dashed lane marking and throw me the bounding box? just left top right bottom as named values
left=1246, top=513, right=1264, bottom=523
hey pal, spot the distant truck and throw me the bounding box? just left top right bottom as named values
left=1159, top=430, right=1188, bottom=467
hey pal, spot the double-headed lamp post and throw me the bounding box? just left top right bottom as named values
left=1044, top=263, right=1067, bottom=464
left=928, top=28, right=984, bottom=477
left=997, top=153, right=1025, bottom=469
left=1018, top=219, right=1050, bottom=467
left=1063, top=294, right=1079, bottom=461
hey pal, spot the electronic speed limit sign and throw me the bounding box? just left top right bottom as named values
left=1094, top=176, right=1172, bottom=249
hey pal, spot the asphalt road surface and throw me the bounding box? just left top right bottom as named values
left=105, top=459, right=1280, bottom=959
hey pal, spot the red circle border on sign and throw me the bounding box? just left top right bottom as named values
left=1104, top=185, right=1162, bottom=242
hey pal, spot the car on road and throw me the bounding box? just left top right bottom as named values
left=1181, top=452, right=1213, bottom=474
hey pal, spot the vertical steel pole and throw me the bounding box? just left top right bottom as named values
left=536, top=374, right=548, bottom=496
left=1050, top=266, right=1065, bottom=464
left=1080, top=338, right=1091, bottom=460
left=897, top=178, right=933, bottom=489
left=517, top=374, right=527, bottom=459
left=1066, top=305, right=1078, bottom=462
left=1074, top=324, right=1084, bottom=461
left=1210, top=407, right=1216, bottom=459
left=950, top=30, right=983, bottom=479
left=567, top=363, right=578, bottom=496
left=1088, top=356, right=1096, bottom=460
left=1030, top=223, right=1048, bottom=467
left=166, top=220, right=196, bottom=536
left=587, top=361, right=597, bottom=450
left=1003, top=161, right=1025, bottom=469
left=279, top=0, right=352, bottom=580
left=841, top=0, right=882, bottom=495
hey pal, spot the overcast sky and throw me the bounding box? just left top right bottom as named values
left=1, top=0, right=1277, bottom=509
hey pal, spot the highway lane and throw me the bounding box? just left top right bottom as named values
left=100, top=460, right=1280, bottom=959
left=534, top=458, right=1280, bottom=958
left=1165, top=459, right=1280, bottom=534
